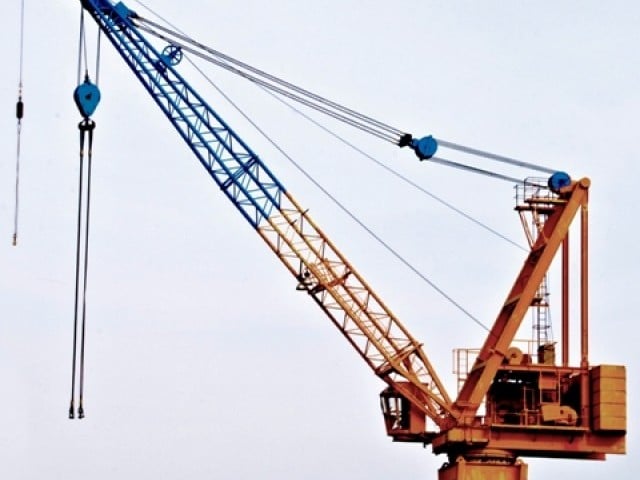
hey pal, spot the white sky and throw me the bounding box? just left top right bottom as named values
left=1, top=1, right=637, bottom=479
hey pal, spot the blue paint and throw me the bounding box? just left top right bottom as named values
left=73, top=79, right=101, bottom=118
left=548, top=171, right=572, bottom=193
left=82, top=0, right=286, bottom=229
left=411, top=135, right=438, bottom=160
left=161, top=45, right=183, bottom=67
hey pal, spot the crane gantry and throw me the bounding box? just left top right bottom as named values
left=75, top=1, right=627, bottom=478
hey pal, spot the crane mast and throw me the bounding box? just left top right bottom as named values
left=79, top=1, right=626, bottom=479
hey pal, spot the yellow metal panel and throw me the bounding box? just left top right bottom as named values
left=593, top=414, right=627, bottom=431
left=592, top=377, right=626, bottom=392
left=593, top=403, right=626, bottom=417
left=593, top=389, right=626, bottom=404
left=591, top=365, right=626, bottom=379
left=591, top=364, right=626, bottom=432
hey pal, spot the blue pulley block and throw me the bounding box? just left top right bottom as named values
left=411, top=135, right=438, bottom=160
left=162, top=45, right=183, bottom=66
left=73, top=79, right=101, bottom=118
left=548, top=171, right=572, bottom=193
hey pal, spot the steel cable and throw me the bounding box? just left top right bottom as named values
left=185, top=56, right=491, bottom=332
left=135, top=16, right=405, bottom=139
left=13, top=0, right=26, bottom=246
left=133, top=2, right=560, bottom=180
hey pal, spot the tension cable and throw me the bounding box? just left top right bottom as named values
left=69, top=117, right=96, bottom=420
left=132, top=12, right=561, bottom=180
left=69, top=7, right=101, bottom=419
left=184, top=56, right=491, bottom=333
left=13, top=0, right=26, bottom=246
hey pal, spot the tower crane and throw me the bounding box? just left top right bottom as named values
left=77, top=1, right=627, bottom=478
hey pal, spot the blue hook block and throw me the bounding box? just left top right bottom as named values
left=74, top=80, right=101, bottom=118
left=411, top=135, right=438, bottom=160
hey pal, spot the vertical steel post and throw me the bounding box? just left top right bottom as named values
left=580, top=201, right=589, bottom=367
left=562, top=234, right=569, bottom=367
left=580, top=195, right=590, bottom=427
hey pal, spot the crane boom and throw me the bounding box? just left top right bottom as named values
left=80, top=0, right=454, bottom=427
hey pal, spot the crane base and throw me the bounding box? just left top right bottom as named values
left=438, top=456, right=527, bottom=480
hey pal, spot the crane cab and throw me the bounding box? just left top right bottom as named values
left=380, top=385, right=432, bottom=443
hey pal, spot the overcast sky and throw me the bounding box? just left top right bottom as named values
left=1, top=1, right=637, bottom=479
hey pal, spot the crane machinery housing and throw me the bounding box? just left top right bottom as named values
left=76, top=1, right=627, bottom=478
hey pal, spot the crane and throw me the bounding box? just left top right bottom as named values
left=77, top=1, right=626, bottom=478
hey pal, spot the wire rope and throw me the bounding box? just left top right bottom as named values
left=185, top=56, right=490, bottom=332
left=133, top=11, right=561, bottom=179
left=130, top=0, right=499, bottom=331
left=95, top=28, right=101, bottom=85
left=135, top=16, right=404, bottom=139
left=69, top=122, right=86, bottom=419
left=77, top=9, right=86, bottom=83
left=129, top=1, right=526, bottom=252
left=429, top=157, right=541, bottom=186
left=130, top=0, right=549, bottom=335
left=436, top=139, right=556, bottom=174
left=70, top=6, right=100, bottom=419
left=260, top=87, right=528, bottom=253
left=134, top=23, right=398, bottom=143
left=69, top=119, right=96, bottom=419
left=13, top=0, right=26, bottom=246
left=78, top=120, right=95, bottom=419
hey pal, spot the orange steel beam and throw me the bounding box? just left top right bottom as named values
left=581, top=200, right=589, bottom=369
left=255, top=191, right=455, bottom=427
left=453, top=178, right=590, bottom=422
left=432, top=424, right=624, bottom=459
left=562, top=234, right=569, bottom=367
left=580, top=196, right=590, bottom=425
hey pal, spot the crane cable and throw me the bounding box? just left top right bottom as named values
left=133, top=14, right=558, bottom=180
left=261, top=88, right=527, bottom=253
left=78, top=117, right=96, bottom=420
left=131, top=1, right=492, bottom=331
left=184, top=57, right=490, bottom=333
left=69, top=118, right=96, bottom=420
left=130, top=0, right=517, bottom=332
left=13, top=0, right=26, bottom=246
left=129, top=1, right=526, bottom=254
left=133, top=17, right=403, bottom=144
left=69, top=7, right=100, bottom=419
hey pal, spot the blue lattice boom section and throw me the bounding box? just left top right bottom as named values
left=83, top=0, right=284, bottom=229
